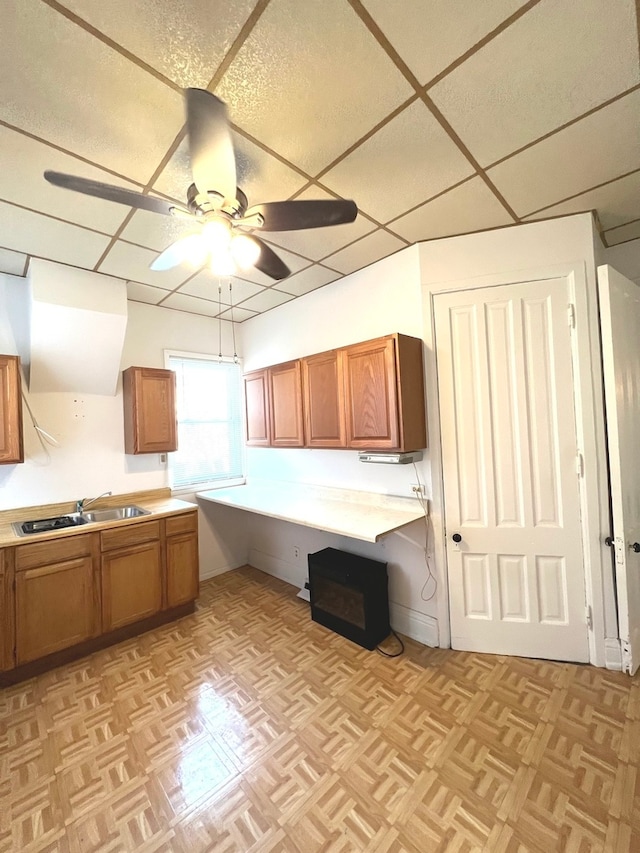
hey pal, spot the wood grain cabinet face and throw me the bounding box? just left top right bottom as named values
left=165, top=511, right=199, bottom=608
left=269, top=361, right=304, bottom=447
left=244, top=369, right=270, bottom=446
left=0, top=354, right=24, bottom=464
left=15, top=534, right=98, bottom=665
left=343, top=337, right=400, bottom=449
left=123, top=366, right=177, bottom=454
left=302, top=350, right=345, bottom=448
left=0, top=550, right=15, bottom=672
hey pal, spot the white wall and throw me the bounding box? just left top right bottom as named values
left=0, top=270, right=248, bottom=577
left=237, top=245, right=439, bottom=645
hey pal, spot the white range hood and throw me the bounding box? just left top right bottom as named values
left=24, top=259, right=128, bottom=395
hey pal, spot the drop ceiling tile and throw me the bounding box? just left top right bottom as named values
left=216, top=0, right=414, bottom=174
left=487, top=90, right=640, bottom=217
left=602, top=237, right=640, bottom=277
left=238, top=288, right=294, bottom=313
left=126, top=281, right=171, bottom=304
left=1, top=3, right=184, bottom=183
left=0, top=202, right=110, bottom=268
left=430, top=0, right=640, bottom=166
left=97, top=241, right=193, bottom=289
left=218, top=305, right=258, bottom=322
left=266, top=187, right=376, bottom=260
left=60, top=0, right=259, bottom=88
left=234, top=244, right=310, bottom=286
left=181, top=273, right=264, bottom=304
left=523, top=171, right=640, bottom=230
left=120, top=209, right=199, bottom=252
left=273, top=265, right=341, bottom=297
left=389, top=177, right=514, bottom=242
left=159, top=292, right=224, bottom=317
left=0, top=126, right=138, bottom=234
left=362, top=0, right=529, bottom=85
left=0, top=248, right=27, bottom=276
left=322, top=100, right=474, bottom=223
left=604, top=221, right=640, bottom=247
left=322, top=230, right=407, bottom=276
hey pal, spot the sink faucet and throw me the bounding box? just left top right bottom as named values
left=76, top=491, right=112, bottom=514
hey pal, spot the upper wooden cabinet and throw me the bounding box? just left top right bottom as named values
left=245, top=333, right=427, bottom=452
left=269, top=361, right=305, bottom=447
left=343, top=334, right=426, bottom=451
left=302, top=350, right=345, bottom=448
left=0, top=355, right=24, bottom=465
left=123, top=366, right=177, bottom=454
left=244, top=362, right=305, bottom=447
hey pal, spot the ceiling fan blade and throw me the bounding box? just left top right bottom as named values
left=150, top=233, right=208, bottom=271
left=243, top=199, right=358, bottom=231
left=186, top=89, right=237, bottom=202
left=44, top=171, right=181, bottom=216
left=252, top=238, right=291, bottom=280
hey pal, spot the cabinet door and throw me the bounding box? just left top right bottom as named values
left=269, top=361, right=304, bottom=447
left=0, top=551, right=14, bottom=671
left=166, top=532, right=199, bottom=607
left=123, top=367, right=177, bottom=454
left=0, top=354, right=24, bottom=464
left=16, top=556, right=96, bottom=664
left=102, top=541, right=162, bottom=631
left=244, top=369, right=270, bottom=446
left=343, top=337, right=400, bottom=449
left=302, top=351, right=345, bottom=448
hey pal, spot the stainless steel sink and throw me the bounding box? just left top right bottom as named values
left=82, top=505, right=150, bottom=522
left=12, top=505, right=151, bottom=536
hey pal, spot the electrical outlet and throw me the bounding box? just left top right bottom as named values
left=294, top=545, right=300, bottom=559
left=411, top=483, right=425, bottom=497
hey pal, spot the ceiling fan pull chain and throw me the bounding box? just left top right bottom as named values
left=218, top=281, right=223, bottom=362
left=229, top=281, right=238, bottom=364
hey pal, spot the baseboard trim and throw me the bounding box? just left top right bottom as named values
left=248, top=548, right=303, bottom=589
left=604, top=637, right=623, bottom=671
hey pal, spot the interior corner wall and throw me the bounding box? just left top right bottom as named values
left=0, top=271, right=248, bottom=577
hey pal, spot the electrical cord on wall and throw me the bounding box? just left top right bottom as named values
left=412, top=462, right=437, bottom=602
left=21, top=380, right=60, bottom=457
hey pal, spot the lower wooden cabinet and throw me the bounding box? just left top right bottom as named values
left=2, top=509, right=200, bottom=680
left=15, top=534, right=98, bottom=665
left=165, top=512, right=199, bottom=608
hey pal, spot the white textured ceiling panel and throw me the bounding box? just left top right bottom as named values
left=487, top=90, right=640, bottom=217
left=390, top=177, right=514, bottom=242
left=273, top=265, right=341, bottom=297
left=119, top=208, right=198, bottom=252
left=0, top=202, right=110, bottom=268
left=430, top=0, right=640, bottom=166
left=604, top=221, right=640, bottom=247
left=216, top=0, right=414, bottom=174
left=126, top=281, right=171, bottom=304
left=218, top=305, right=257, bottom=322
left=1, top=3, right=184, bottom=183
left=0, top=248, right=27, bottom=277
left=181, top=273, right=263, bottom=304
left=523, top=171, right=640, bottom=230
left=322, top=100, right=475, bottom=223
left=232, top=244, right=310, bottom=286
left=60, top=0, right=259, bottom=88
left=362, top=0, right=529, bottom=85
left=323, top=230, right=407, bottom=275
left=159, top=292, right=224, bottom=317
left=97, top=241, right=193, bottom=289
left=239, top=288, right=294, bottom=313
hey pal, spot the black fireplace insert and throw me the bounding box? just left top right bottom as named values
left=308, top=547, right=390, bottom=650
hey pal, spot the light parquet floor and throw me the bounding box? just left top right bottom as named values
left=1, top=566, right=640, bottom=853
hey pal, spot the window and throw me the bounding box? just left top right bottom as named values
left=165, top=352, right=244, bottom=491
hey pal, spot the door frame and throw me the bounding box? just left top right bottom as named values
left=421, top=261, right=614, bottom=668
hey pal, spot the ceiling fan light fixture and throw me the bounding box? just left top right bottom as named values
left=210, top=250, right=236, bottom=276
left=202, top=218, right=231, bottom=252
left=230, top=233, right=261, bottom=269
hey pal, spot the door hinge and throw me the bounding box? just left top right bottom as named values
left=585, top=604, right=593, bottom=631
left=576, top=451, right=584, bottom=478
left=568, top=303, right=576, bottom=329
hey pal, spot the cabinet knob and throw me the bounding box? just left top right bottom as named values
left=452, top=533, right=462, bottom=543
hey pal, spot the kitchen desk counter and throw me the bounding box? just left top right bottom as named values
left=197, top=482, right=425, bottom=543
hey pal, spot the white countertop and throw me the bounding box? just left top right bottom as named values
left=197, top=481, right=425, bottom=543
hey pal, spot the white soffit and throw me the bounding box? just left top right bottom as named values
left=28, top=259, right=128, bottom=395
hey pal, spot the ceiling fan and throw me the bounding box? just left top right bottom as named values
left=44, top=88, right=358, bottom=280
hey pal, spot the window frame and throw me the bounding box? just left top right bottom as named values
left=164, top=349, right=246, bottom=495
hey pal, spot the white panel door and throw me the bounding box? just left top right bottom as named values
left=434, top=278, right=589, bottom=661
left=598, top=265, right=640, bottom=675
